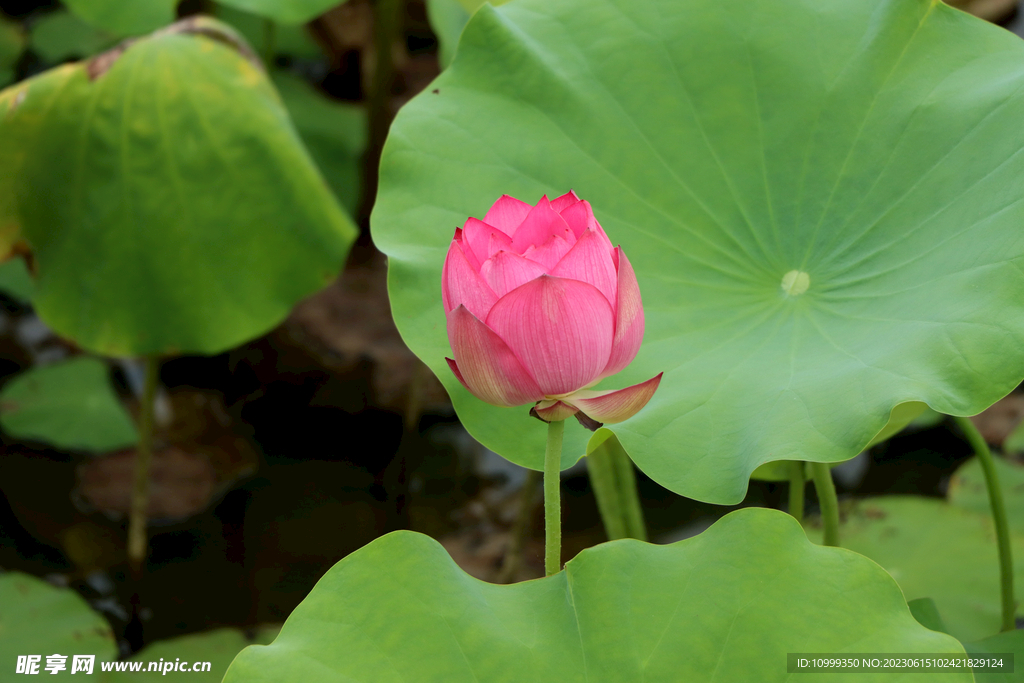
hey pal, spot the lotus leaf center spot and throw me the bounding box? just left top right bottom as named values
left=781, top=270, right=810, bottom=297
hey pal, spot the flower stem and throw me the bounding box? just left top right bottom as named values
left=810, top=462, right=839, bottom=547
left=788, top=460, right=805, bottom=524
left=955, top=415, right=1015, bottom=632
left=544, top=419, right=564, bottom=576
left=610, top=438, right=647, bottom=541
left=128, top=355, right=160, bottom=573
left=587, top=435, right=648, bottom=542
left=587, top=439, right=628, bottom=541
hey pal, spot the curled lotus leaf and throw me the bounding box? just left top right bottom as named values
left=223, top=508, right=968, bottom=683
left=0, top=18, right=355, bottom=357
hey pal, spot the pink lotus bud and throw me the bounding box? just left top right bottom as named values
left=443, top=192, right=661, bottom=429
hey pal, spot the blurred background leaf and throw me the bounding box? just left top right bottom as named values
left=0, top=12, right=24, bottom=87
left=213, top=3, right=324, bottom=59
left=63, top=0, right=177, bottom=37
left=424, top=0, right=467, bottom=69
left=98, top=627, right=281, bottom=682
left=216, top=0, right=348, bottom=25
left=948, top=454, right=1024, bottom=534
left=0, top=357, right=138, bottom=452
left=0, top=571, right=118, bottom=663
left=1005, top=418, right=1024, bottom=454
left=29, top=8, right=117, bottom=62
left=0, top=257, right=34, bottom=302
left=908, top=597, right=949, bottom=634
left=806, top=497, right=1024, bottom=642
left=964, top=629, right=1024, bottom=683
left=272, top=70, right=365, bottom=215
left=909, top=597, right=1024, bottom=682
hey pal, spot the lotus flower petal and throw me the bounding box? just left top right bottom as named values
left=566, top=373, right=663, bottom=424
left=486, top=275, right=613, bottom=396
left=559, top=200, right=611, bottom=248
left=549, top=189, right=581, bottom=213
left=462, top=217, right=513, bottom=265
left=442, top=240, right=498, bottom=318
left=447, top=305, right=544, bottom=406
left=522, top=231, right=574, bottom=269
left=551, top=228, right=617, bottom=307
left=480, top=250, right=548, bottom=298
left=510, top=197, right=574, bottom=252
left=452, top=228, right=477, bottom=269
left=483, top=195, right=532, bottom=235
left=446, top=357, right=468, bottom=387
left=601, top=248, right=644, bottom=378
left=532, top=399, right=578, bottom=422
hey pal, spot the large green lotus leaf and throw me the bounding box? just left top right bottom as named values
left=372, top=0, right=1024, bottom=503
left=97, top=628, right=279, bottom=682
left=0, top=571, right=118, bottom=666
left=949, top=455, right=1024, bottom=534
left=30, top=10, right=118, bottom=63
left=806, top=496, right=1024, bottom=642
left=0, top=357, right=138, bottom=452
left=0, top=19, right=355, bottom=356
left=224, top=507, right=966, bottom=683
left=216, top=0, right=344, bottom=24
left=63, top=0, right=176, bottom=36
left=271, top=71, right=365, bottom=215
